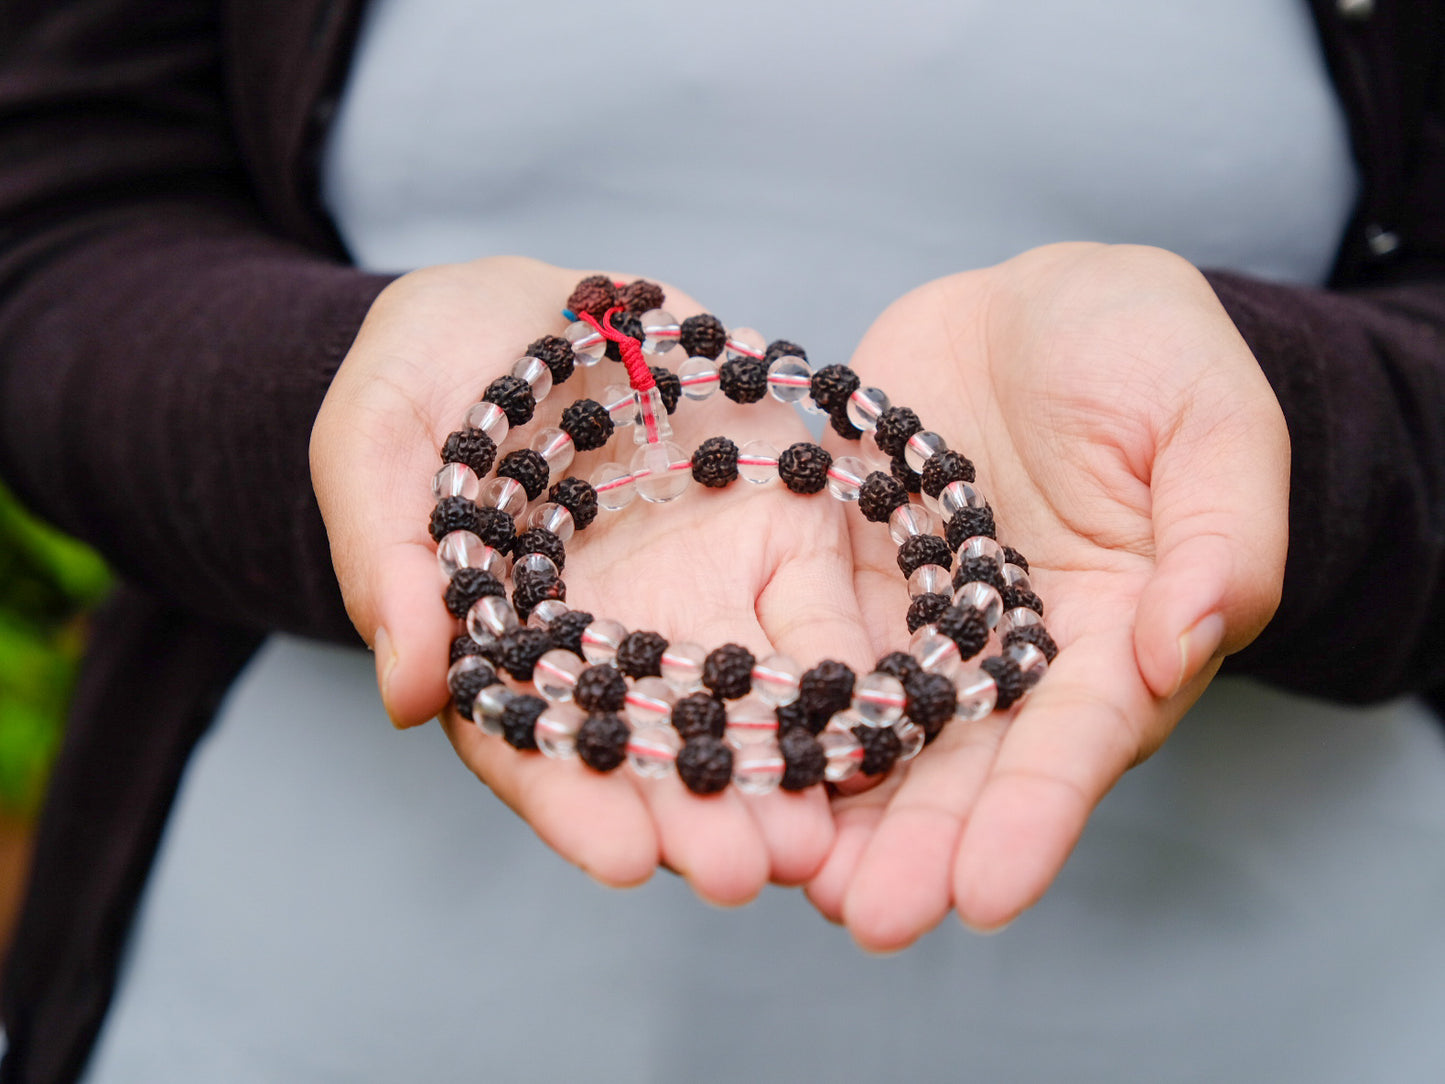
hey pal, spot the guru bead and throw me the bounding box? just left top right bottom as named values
left=566, top=274, right=619, bottom=319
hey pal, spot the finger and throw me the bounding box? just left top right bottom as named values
left=805, top=795, right=883, bottom=924
left=371, top=539, right=458, bottom=727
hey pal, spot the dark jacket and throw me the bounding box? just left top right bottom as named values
left=1, top=1, right=1443, bottom=1080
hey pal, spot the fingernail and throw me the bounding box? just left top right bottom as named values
left=374, top=626, right=403, bottom=727
left=961, top=915, right=1015, bottom=936
left=1173, top=611, right=1225, bottom=696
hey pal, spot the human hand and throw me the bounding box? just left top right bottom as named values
left=804, top=243, right=1289, bottom=945
left=311, top=257, right=871, bottom=903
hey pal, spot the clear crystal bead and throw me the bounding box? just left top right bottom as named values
left=998, top=606, right=1042, bottom=636
left=953, top=581, right=1004, bottom=629
left=580, top=618, right=627, bottom=665
left=910, top=627, right=962, bottom=678
left=632, top=386, right=673, bottom=445
left=536, top=705, right=584, bottom=758
left=565, top=320, right=605, bottom=364
left=907, top=563, right=952, bottom=598
left=473, top=683, right=514, bottom=737
left=851, top=671, right=906, bottom=726
left=464, top=401, right=509, bottom=444
left=938, top=480, right=985, bottom=520
left=954, top=667, right=999, bottom=722
left=958, top=535, right=1005, bottom=569
left=530, top=427, right=575, bottom=477
left=724, top=326, right=766, bottom=361
left=468, top=595, right=519, bottom=640
left=528, top=502, right=575, bottom=543
left=678, top=356, right=719, bottom=401
left=527, top=599, right=570, bottom=630
left=732, top=740, right=785, bottom=796
left=725, top=695, right=779, bottom=745
left=590, top=463, right=637, bottom=511
left=904, top=431, right=947, bottom=474
left=437, top=531, right=505, bottom=580
left=737, top=440, right=779, bottom=485
left=1002, top=563, right=1032, bottom=594
left=825, top=456, right=867, bottom=502
left=630, top=440, right=691, bottom=503
left=751, top=655, right=801, bottom=706
left=432, top=462, right=480, bottom=502
left=602, top=383, right=639, bottom=429
left=845, top=386, right=890, bottom=431
left=447, top=654, right=491, bottom=697
left=660, top=641, right=706, bottom=692
left=514, top=552, right=558, bottom=581
left=627, top=725, right=680, bottom=779
left=888, top=502, right=935, bottom=544
left=893, top=720, right=925, bottom=761
left=1005, top=641, right=1049, bottom=690
left=512, top=355, right=553, bottom=402
left=624, top=677, right=677, bottom=728
left=640, top=309, right=681, bottom=355
left=820, top=729, right=864, bottom=782
left=533, top=649, right=584, bottom=703
left=765, top=356, right=812, bottom=404
left=480, top=477, right=528, bottom=517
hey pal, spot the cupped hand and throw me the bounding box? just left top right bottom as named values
left=311, top=257, right=873, bottom=905
left=805, top=243, right=1290, bottom=946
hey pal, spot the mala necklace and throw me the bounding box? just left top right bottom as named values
left=430, top=276, right=1058, bottom=796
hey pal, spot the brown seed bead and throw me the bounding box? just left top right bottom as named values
left=500, top=695, right=546, bottom=751
left=482, top=374, right=535, bottom=427
left=615, top=630, right=669, bottom=679
left=677, top=736, right=734, bottom=795
left=876, top=651, right=923, bottom=687
left=574, top=664, right=627, bottom=712
left=953, top=555, right=1006, bottom=593
left=809, top=365, right=860, bottom=415
left=650, top=366, right=682, bottom=413
left=671, top=693, right=727, bottom=741
left=441, top=428, right=497, bottom=476
left=1003, top=623, right=1058, bottom=663
left=619, top=279, right=665, bottom=314
left=547, top=610, right=594, bottom=657
left=524, top=335, right=577, bottom=383
left=719, top=358, right=767, bottom=403
left=497, top=627, right=552, bottom=682
left=920, top=449, right=976, bottom=498
left=445, top=568, right=506, bottom=618
left=777, top=442, right=832, bottom=495
left=890, top=453, right=921, bottom=494
left=548, top=477, right=599, bottom=530
left=829, top=409, right=864, bottom=441
left=679, top=313, right=727, bottom=359
left=858, top=471, right=908, bottom=523
left=691, top=436, right=739, bottom=488
left=567, top=274, right=619, bottom=319
left=937, top=604, right=990, bottom=660
left=981, top=654, right=1028, bottom=710
left=474, top=507, right=517, bottom=552
left=873, top=406, right=922, bottom=458
left=450, top=634, right=487, bottom=664
left=763, top=339, right=809, bottom=366
left=512, top=573, right=566, bottom=621
left=559, top=399, right=614, bottom=452
left=604, top=310, right=644, bottom=362
left=906, top=592, right=952, bottom=634
left=703, top=643, right=755, bottom=700
left=903, top=671, right=957, bottom=738
left=497, top=449, right=550, bottom=501
left=576, top=712, right=630, bottom=772
left=513, top=527, right=566, bottom=571
left=853, top=724, right=902, bottom=776
left=1001, top=546, right=1029, bottom=573
left=448, top=661, right=497, bottom=722
left=779, top=728, right=826, bottom=790
left=799, top=660, right=855, bottom=725
left=945, top=505, right=997, bottom=548
left=430, top=496, right=481, bottom=542
left=896, top=535, right=953, bottom=578
left=774, top=698, right=816, bottom=735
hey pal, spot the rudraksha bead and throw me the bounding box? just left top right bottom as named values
left=779, top=728, right=827, bottom=791
left=603, top=311, right=645, bottom=361
left=937, top=604, right=990, bottom=660
left=982, top=654, right=1027, bottom=711
left=853, top=724, right=902, bottom=775
left=672, top=692, right=727, bottom=740
left=496, top=627, right=552, bottom=682
left=566, top=274, right=618, bottom=319
left=441, top=428, right=497, bottom=476
left=904, top=671, right=957, bottom=738
left=429, top=496, right=481, bottom=542
left=574, top=664, right=627, bottom=712
left=497, top=449, right=550, bottom=500
left=559, top=399, right=614, bottom=452
left=719, top=358, right=767, bottom=404
left=445, top=568, right=506, bottom=618
left=906, top=592, right=952, bottom=634
left=1001, top=584, right=1044, bottom=615
left=650, top=366, right=681, bottom=413
left=858, top=471, right=908, bottom=523
left=548, top=477, right=599, bottom=530
left=763, top=339, right=808, bottom=365
left=875, top=651, right=923, bottom=687
left=619, top=278, right=665, bottom=314
left=799, top=660, right=855, bottom=724
left=576, top=712, right=630, bottom=772
left=474, top=507, right=517, bottom=552
left=513, top=527, right=567, bottom=571
left=920, top=449, right=976, bottom=498
left=500, top=695, right=546, bottom=750
left=615, top=630, right=668, bottom=679
left=1002, top=546, right=1029, bottom=573
left=547, top=610, right=594, bottom=656
left=702, top=643, right=756, bottom=700
left=809, top=365, right=860, bottom=415
left=448, top=661, right=497, bottom=721
left=524, top=335, right=577, bottom=384
left=512, top=573, right=565, bottom=621
left=829, top=409, right=864, bottom=441
left=945, top=506, right=997, bottom=548
left=873, top=406, right=922, bottom=458
left=953, top=555, right=1006, bottom=593
left=1004, top=623, right=1058, bottom=663
left=677, top=736, right=734, bottom=795
left=691, top=436, right=739, bottom=488
left=890, top=453, right=921, bottom=493
left=450, top=634, right=487, bottom=664
left=679, top=313, right=727, bottom=359
left=482, top=374, right=535, bottom=427
left=897, top=534, right=953, bottom=578
left=777, top=442, right=832, bottom=494
left=774, top=698, right=814, bottom=735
